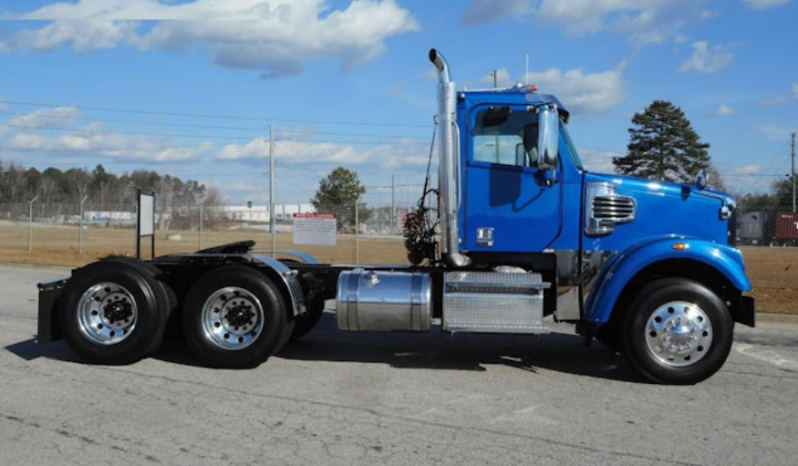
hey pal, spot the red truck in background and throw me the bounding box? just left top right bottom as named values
left=774, top=211, right=798, bottom=246
left=736, top=210, right=798, bottom=246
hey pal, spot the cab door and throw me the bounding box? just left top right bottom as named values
left=462, top=104, right=563, bottom=254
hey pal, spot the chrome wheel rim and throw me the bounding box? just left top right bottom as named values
left=201, top=287, right=264, bottom=350
left=78, top=282, right=137, bottom=345
left=644, top=300, right=712, bottom=367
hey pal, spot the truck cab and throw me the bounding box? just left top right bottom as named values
left=427, top=49, right=755, bottom=383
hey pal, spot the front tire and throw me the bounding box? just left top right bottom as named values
left=182, top=265, right=287, bottom=368
left=623, top=278, right=733, bottom=385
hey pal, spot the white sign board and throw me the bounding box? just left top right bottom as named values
left=138, top=193, right=155, bottom=236
left=293, top=213, right=337, bottom=246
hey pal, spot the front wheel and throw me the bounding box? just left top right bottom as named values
left=623, top=278, right=733, bottom=385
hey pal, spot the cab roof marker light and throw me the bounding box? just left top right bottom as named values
left=672, top=242, right=690, bottom=251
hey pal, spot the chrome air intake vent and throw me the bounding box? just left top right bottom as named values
left=585, top=182, right=636, bottom=236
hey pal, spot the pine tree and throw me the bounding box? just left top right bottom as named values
left=310, top=167, right=372, bottom=231
left=613, top=100, right=711, bottom=184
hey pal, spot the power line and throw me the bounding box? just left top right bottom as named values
left=0, top=123, right=258, bottom=142
left=0, top=110, right=432, bottom=140
left=0, top=99, right=430, bottom=129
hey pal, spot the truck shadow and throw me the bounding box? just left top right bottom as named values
left=5, top=338, right=78, bottom=363
left=6, top=312, right=643, bottom=383
left=275, top=312, right=645, bottom=383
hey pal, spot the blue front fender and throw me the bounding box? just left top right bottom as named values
left=584, top=237, right=752, bottom=324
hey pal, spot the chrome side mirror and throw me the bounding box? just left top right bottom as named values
left=537, top=105, right=559, bottom=170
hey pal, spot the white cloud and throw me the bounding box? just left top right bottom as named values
left=759, top=83, right=798, bottom=106
left=576, top=147, right=619, bottom=173
left=219, top=138, right=270, bottom=160
left=742, top=0, right=789, bottom=10
left=535, top=0, right=714, bottom=46
left=8, top=133, right=49, bottom=151
left=527, top=67, right=627, bottom=115
left=757, top=124, right=794, bottom=142
left=477, top=68, right=514, bottom=87
left=6, top=0, right=419, bottom=78
left=16, top=20, right=138, bottom=52
left=8, top=106, right=82, bottom=128
left=460, top=0, right=532, bottom=25
left=735, top=164, right=762, bottom=175
left=760, top=95, right=791, bottom=106
left=715, top=104, right=736, bottom=116
left=679, top=41, right=734, bottom=74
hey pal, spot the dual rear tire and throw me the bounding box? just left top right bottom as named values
left=60, top=261, right=294, bottom=369
left=182, top=264, right=290, bottom=368
left=59, top=258, right=173, bottom=365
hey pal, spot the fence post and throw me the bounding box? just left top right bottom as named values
left=355, top=203, right=360, bottom=264
left=28, top=196, right=38, bottom=251
left=199, top=203, right=204, bottom=250
left=79, top=195, right=88, bottom=254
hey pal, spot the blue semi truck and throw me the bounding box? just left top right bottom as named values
left=37, top=49, right=755, bottom=384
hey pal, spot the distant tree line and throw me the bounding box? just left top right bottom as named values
left=740, top=178, right=797, bottom=212
left=0, top=160, right=223, bottom=230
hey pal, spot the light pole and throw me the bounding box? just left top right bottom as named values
left=28, top=196, right=38, bottom=251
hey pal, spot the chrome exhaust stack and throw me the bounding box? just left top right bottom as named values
left=429, top=49, right=470, bottom=267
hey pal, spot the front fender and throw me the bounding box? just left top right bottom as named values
left=585, top=237, right=752, bottom=324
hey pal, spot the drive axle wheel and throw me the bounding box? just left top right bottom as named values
left=183, top=265, right=287, bottom=368
left=77, top=282, right=137, bottom=345
left=59, top=259, right=171, bottom=365
left=623, top=278, right=733, bottom=385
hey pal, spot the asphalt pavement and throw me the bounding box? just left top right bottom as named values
left=1, top=263, right=797, bottom=466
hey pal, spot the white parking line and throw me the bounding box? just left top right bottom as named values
left=734, top=343, right=798, bottom=370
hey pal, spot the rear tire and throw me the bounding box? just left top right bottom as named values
left=59, top=259, right=170, bottom=365
left=182, top=265, right=287, bottom=368
left=623, top=278, right=733, bottom=385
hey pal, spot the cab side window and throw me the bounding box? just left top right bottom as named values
left=472, top=107, right=539, bottom=168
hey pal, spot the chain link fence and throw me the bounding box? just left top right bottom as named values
left=0, top=201, right=416, bottom=264
left=6, top=198, right=793, bottom=265
left=737, top=205, right=798, bottom=246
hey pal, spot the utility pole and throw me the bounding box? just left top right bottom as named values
left=270, top=125, right=276, bottom=256
left=391, top=174, right=396, bottom=233
left=792, top=131, right=795, bottom=213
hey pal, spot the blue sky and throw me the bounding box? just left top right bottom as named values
left=0, top=0, right=796, bottom=208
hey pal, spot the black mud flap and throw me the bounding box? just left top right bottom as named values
left=37, top=278, right=67, bottom=344
left=735, top=295, right=756, bottom=328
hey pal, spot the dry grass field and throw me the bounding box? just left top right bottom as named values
left=0, top=223, right=793, bottom=315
